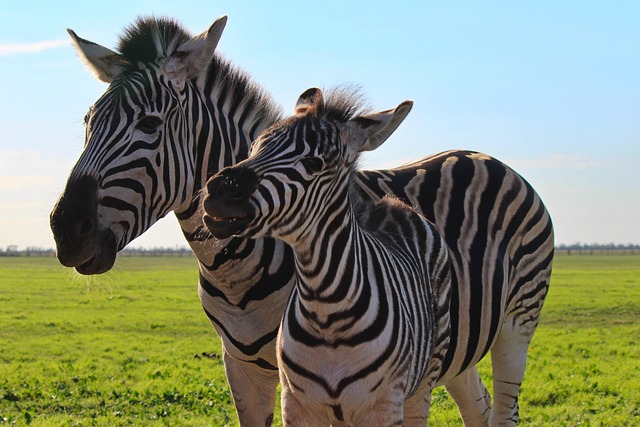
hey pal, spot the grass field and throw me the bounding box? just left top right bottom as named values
left=1, top=254, right=638, bottom=426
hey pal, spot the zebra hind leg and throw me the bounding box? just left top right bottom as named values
left=444, top=365, right=491, bottom=427
left=488, top=317, right=539, bottom=427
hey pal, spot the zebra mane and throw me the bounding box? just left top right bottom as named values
left=117, top=17, right=191, bottom=64
left=208, top=56, right=284, bottom=131
left=319, top=86, right=371, bottom=123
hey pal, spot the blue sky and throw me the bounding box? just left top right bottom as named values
left=1, top=1, right=638, bottom=249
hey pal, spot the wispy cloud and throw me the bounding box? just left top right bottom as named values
left=0, top=149, right=73, bottom=196
left=0, top=40, right=68, bottom=56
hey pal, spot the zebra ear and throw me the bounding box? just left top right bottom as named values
left=295, top=88, right=324, bottom=115
left=67, top=29, right=130, bottom=83
left=347, top=100, right=413, bottom=153
left=164, top=15, right=227, bottom=81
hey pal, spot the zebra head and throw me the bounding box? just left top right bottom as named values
left=203, top=87, right=413, bottom=242
left=50, top=16, right=227, bottom=274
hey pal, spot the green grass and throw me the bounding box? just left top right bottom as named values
left=0, top=257, right=234, bottom=426
left=1, top=254, right=639, bottom=426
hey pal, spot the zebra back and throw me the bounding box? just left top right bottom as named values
left=355, top=150, right=554, bottom=382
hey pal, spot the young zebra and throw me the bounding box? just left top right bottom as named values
left=203, top=88, right=452, bottom=425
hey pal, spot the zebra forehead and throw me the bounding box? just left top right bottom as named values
left=95, top=70, right=156, bottom=104
left=117, top=17, right=192, bottom=64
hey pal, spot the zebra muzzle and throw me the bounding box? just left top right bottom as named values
left=202, top=167, right=258, bottom=239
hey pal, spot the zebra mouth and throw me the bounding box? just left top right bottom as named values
left=209, top=214, right=245, bottom=222
left=203, top=213, right=252, bottom=240
left=74, top=230, right=118, bottom=275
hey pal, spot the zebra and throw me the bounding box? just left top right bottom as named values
left=50, top=16, right=554, bottom=426
left=202, top=87, right=453, bottom=426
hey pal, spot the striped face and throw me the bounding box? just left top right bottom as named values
left=204, top=113, right=346, bottom=243
left=202, top=88, right=413, bottom=243
left=77, top=67, right=191, bottom=235
left=50, top=17, right=226, bottom=274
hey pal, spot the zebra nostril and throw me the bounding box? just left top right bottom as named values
left=226, top=188, right=246, bottom=202
left=205, top=175, right=228, bottom=199
left=78, top=217, right=96, bottom=238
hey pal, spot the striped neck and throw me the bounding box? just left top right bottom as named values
left=194, top=56, right=282, bottom=189
left=287, top=180, right=374, bottom=328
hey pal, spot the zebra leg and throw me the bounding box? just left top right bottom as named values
left=488, top=320, right=534, bottom=426
left=279, top=379, right=327, bottom=427
left=402, top=385, right=433, bottom=427
left=222, top=350, right=279, bottom=427
left=444, top=366, right=491, bottom=427
left=355, top=392, right=404, bottom=426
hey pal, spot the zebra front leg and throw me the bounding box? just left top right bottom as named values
left=402, top=386, right=433, bottom=427
left=348, top=388, right=405, bottom=427
left=488, top=320, right=534, bottom=426
left=279, top=377, right=328, bottom=427
left=223, top=350, right=280, bottom=426
left=444, top=366, right=491, bottom=427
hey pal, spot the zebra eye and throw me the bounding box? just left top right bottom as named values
left=299, top=156, right=325, bottom=174
left=136, top=116, right=163, bottom=134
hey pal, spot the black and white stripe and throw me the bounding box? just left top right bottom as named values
left=52, top=18, right=553, bottom=426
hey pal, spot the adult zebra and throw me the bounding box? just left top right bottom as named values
left=203, top=88, right=453, bottom=426
left=50, top=16, right=554, bottom=426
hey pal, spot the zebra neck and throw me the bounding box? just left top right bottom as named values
left=191, top=57, right=283, bottom=192
left=289, top=196, right=370, bottom=322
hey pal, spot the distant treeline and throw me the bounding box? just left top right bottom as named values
left=2, top=244, right=639, bottom=257
left=555, top=243, right=640, bottom=255
left=0, top=247, right=195, bottom=257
